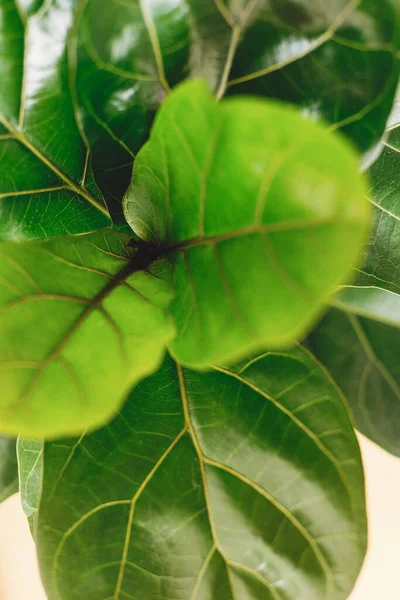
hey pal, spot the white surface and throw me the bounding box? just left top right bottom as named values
left=0, top=435, right=399, bottom=599
left=349, top=435, right=400, bottom=599
left=0, top=494, right=45, bottom=599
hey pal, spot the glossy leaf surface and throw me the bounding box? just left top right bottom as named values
left=0, top=230, right=175, bottom=438
left=310, top=100, right=400, bottom=456
left=0, top=436, right=18, bottom=503
left=0, top=0, right=111, bottom=241
left=33, top=349, right=366, bottom=600
left=124, top=80, right=370, bottom=368
left=78, top=0, right=400, bottom=179
left=1, top=0, right=398, bottom=235
left=310, top=309, right=400, bottom=457
left=331, top=105, right=400, bottom=326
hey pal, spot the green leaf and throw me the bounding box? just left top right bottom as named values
left=0, top=435, right=18, bottom=503
left=17, top=437, right=43, bottom=534
left=77, top=0, right=400, bottom=195
left=31, top=349, right=366, bottom=600
left=75, top=0, right=165, bottom=221
left=0, top=0, right=111, bottom=241
left=310, top=101, right=400, bottom=456
left=124, top=80, right=370, bottom=368
left=0, top=229, right=175, bottom=438
left=329, top=102, right=400, bottom=326
left=310, top=308, right=400, bottom=456
left=2, top=1, right=398, bottom=235
left=224, top=0, right=400, bottom=159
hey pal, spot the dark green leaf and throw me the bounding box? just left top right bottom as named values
left=329, top=101, right=400, bottom=326
left=0, top=435, right=18, bottom=503
left=224, top=0, right=400, bottom=159
left=0, top=229, right=175, bottom=438
left=31, top=349, right=366, bottom=600
left=2, top=1, right=398, bottom=233
left=310, top=100, right=400, bottom=456
left=310, top=308, right=400, bottom=456
left=75, top=0, right=164, bottom=221
left=0, top=0, right=111, bottom=241
left=77, top=0, right=400, bottom=200
left=124, top=80, right=370, bottom=368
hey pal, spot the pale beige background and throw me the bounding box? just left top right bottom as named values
left=0, top=435, right=398, bottom=599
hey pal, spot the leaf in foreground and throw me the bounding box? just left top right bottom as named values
left=310, top=105, right=400, bottom=456
left=0, top=230, right=175, bottom=438
left=29, top=348, right=366, bottom=600
left=124, top=80, right=370, bottom=368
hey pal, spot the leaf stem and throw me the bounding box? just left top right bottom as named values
left=215, top=0, right=260, bottom=100
left=216, top=25, right=242, bottom=100
left=164, top=216, right=334, bottom=253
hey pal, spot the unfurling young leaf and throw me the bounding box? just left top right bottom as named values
left=124, top=80, right=370, bottom=368
left=26, top=349, right=366, bottom=600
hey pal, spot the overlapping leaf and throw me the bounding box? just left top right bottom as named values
left=0, top=0, right=111, bottom=241
left=124, top=80, right=370, bottom=367
left=0, top=436, right=18, bottom=503
left=310, top=308, right=400, bottom=456
left=1, top=1, right=398, bottom=236
left=224, top=0, right=400, bottom=159
left=77, top=0, right=400, bottom=204
left=310, top=96, right=400, bottom=455
left=29, top=349, right=366, bottom=600
left=0, top=230, right=175, bottom=438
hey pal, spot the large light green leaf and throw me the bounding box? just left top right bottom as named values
left=77, top=0, right=400, bottom=201
left=0, top=0, right=111, bottom=241
left=0, top=435, right=18, bottom=503
left=310, top=99, right=400, bottom=456
left=0, top=230, right=175, bottom=438
left=30, top=349, right=366, bottom=600
left=124, top=80, right=370, bottom=368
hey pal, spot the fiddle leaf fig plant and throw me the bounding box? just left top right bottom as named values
left=0, top=1, right=399, bottom=599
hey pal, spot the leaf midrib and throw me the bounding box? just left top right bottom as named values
left=1, top=1, right=110, bottom=219
left=7, top=253, right=137, bottom=413
left=348, top=313, right=400, bottom=402
left=177, top=363, right=334, bottom=599
left=225, top=0, right=363, bottom=87
left=166, top=216, right=336, bottom=252
left=0, top=116, right=109, bottom=217
left=48, top=359, right=348, bottom=599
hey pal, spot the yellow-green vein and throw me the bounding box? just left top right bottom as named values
left=113, top=427, right=187, bottom=599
